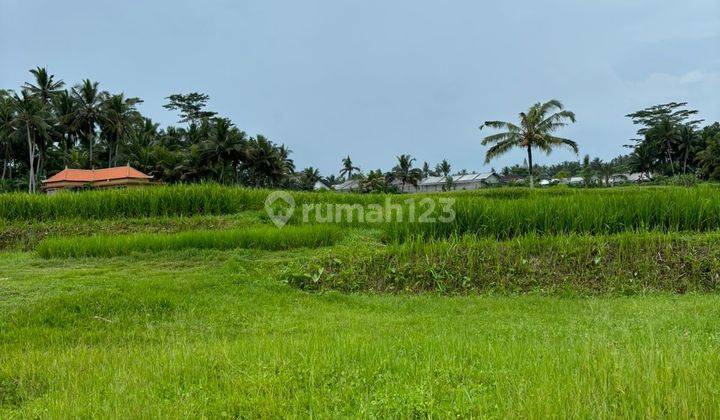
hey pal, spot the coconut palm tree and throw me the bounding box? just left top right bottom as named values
left=339, top=155, right=360, bottom=179
left=242, top=135, right=286, bottom=187
left=392, top=154, right=422, bottom=192
left=72, top=80, right=107, bottom=168
left=100, top=93, right=143, bottom=167
left=201, top=118, right=247, bottom=183
left=23, top=67, right=65, bottom=104
left=24, top=67, right=65, bottom=179
left=436, top=159, right=451, bottom=177
left=51, top=90, right=80, bottom=166
left=11, top=92, right=50, bottom=192
left=480, top=99, right=578, bottom=188
left=299, top=167, right=322, bottom=190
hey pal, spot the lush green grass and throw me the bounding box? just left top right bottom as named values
left=291, top=231, right=720, bottom=294
left=1, top=182, right=708, bottom=222
left=0, top=212, right=266, bottom=251
left=1, top=250, right=719, bottom=417
left=386, top=185, right=720, bottom=241
left=5, top=186, right=720, bottom=416
left=35, top=224, right=343, bottom=258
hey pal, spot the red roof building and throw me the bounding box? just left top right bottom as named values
left=41, top=166, right=154, bottom=193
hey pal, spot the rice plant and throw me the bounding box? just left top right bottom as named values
left=385, top=185, right=720, bottom=241
left=36, top=224, right=342, bottom=258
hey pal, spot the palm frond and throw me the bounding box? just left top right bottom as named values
left=484, top=139, right=517, bottom=163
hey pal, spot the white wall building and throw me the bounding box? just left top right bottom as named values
left=417, top=172, right=500, bottom=193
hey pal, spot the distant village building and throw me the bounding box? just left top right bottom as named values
left=333, top=179, right=361, bottom=192
left=390, top=179, right=419, bottom=193
left=417, top=172, right=500, bottom=193
left=418, top=176, right=447, bottom=193
left=41, top=166, right=153, bottom=194
left=313, top=181, right=330, bottom=191
left=611, top=173, right=652, bottom=184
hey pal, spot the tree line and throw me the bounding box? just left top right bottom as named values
left=1, top=67, right=718, bottom=193
left=0, top=68, right=315, bottom=193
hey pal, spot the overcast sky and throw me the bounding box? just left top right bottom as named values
left=1, top=0, right=718, bottom=174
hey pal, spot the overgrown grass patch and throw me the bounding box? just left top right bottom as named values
left=35, top=225, right=342, bottom=258
left=289, top=231, right=720, bottom=295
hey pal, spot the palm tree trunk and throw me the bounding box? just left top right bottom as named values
left=1, top=141, right=7, bottom=180
left=666, top=138, right=675, bottom=175
left=526, top=145, right=534, bottom=188
left=89, top=134, right=93, bottom=169
left=26, top=125, right=35, bottom=193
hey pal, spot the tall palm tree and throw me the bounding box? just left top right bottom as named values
left=436, top=159, right=451, bottom=177
left=23, top=67, right=64, bottom=104
left=277, top=144, right=295, bottom=176
left=11, top=92, right=50, bottom=192
left=242, top=135, right=286, bottom=187
left=392, top=154, right=422, bottom=192
left=202, top=118, right=246, bottom=183
left=339, top=155, right=360, bottom=180
left=480, top=99, right=578, bottom=188
left=300, top=167, right=321, bottom=190
left=51, top=90, right=79, bottom=166
left=100, top=93, right=143, bottom=167
left=24, top=67, right=64, bottom=179
left=677, top=124, right=700, bottom=175
left=72, top=80, right=107, bottom=168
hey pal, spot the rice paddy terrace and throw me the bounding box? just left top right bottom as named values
left=2, top=184, right=720, bottom=417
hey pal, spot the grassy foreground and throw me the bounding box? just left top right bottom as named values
left=1, top=249, right=720, bottom=417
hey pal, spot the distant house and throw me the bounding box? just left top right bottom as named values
left=41, top=165, right=153, bottom=194
left=611, top=172, right=652, bottom=184
left=333, top=179, right=361, bottom=192
left=390, top=179, right=419, bottom=193
left=418, top=176, right=447, bottom=193
left=539, top=179, right=553, bottom=187
left=417, top=172, right=500, bottom=193
left=313, top=180, right=330, bottom=191
left=452, top=172, right=501, bottom=190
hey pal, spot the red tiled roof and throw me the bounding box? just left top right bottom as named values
left=43, top=166, right=153, bottom=184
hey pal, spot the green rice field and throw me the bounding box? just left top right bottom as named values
left=2, top=184, right=720, bottom=417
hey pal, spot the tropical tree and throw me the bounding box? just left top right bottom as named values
left=362, top=169, right=388, bottom=193
left=436, top=159, right=451, bottom=177
left=52, top=90, right=79, bottom=166
left=480, top=99, right=578, bottom=188
left=339, top=155, right=360, bottom=179
left=299, top=167, right=322, bottom=190
left=202, top=118, right=245, bottom=183
left=100, top=93, right=143, bottom=166
left=392, top=154, right=422, bottom=192
left=242, top=135, right=286, bottom=187
left=163, top=92, right=216, bottom=125
left=598, top=161, right=614, bottom=186
left=11, top=92, right=50, bottom=192
left=24, top=67, right=64, bottom=104
left=72, top=80, right=107, bottom=168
